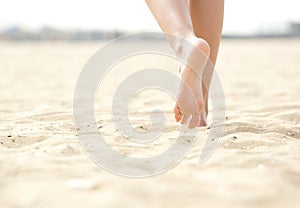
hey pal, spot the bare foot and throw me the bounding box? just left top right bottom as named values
left=173, top=36, right=210, bottom=128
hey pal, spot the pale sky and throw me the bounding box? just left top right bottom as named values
left=0, top=0, right=300, bottom=34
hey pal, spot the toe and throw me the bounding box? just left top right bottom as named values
left=180, top=115, right=189, bottom=125
left=199, top=120, right=207, bottom=127
left=173, top=105, right=182, bottom=122
left=188, top=115, right=201, bottom=129
left=199, top=111, right=208, bottom=127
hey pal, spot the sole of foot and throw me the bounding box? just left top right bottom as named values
left=173, top=36, right=210, bottom=129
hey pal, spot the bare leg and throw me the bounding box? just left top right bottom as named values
left=145, top=0, right=210, bottom=128
left=189, top=0, right=224, bottom=126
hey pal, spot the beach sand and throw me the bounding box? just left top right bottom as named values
left=0, top=39, right=299, bottom=208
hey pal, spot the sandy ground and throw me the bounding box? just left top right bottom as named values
left=0, top=39, right=300, bottom=208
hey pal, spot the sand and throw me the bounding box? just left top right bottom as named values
left=0, top=38, right=299, bottom=208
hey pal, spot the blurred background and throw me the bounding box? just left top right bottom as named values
left=1, top=0, right=300, bottom=40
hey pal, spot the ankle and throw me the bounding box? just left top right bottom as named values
left=166, top=32, right=194, bottom=56
left=176, top=36, right=210, bottom=62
